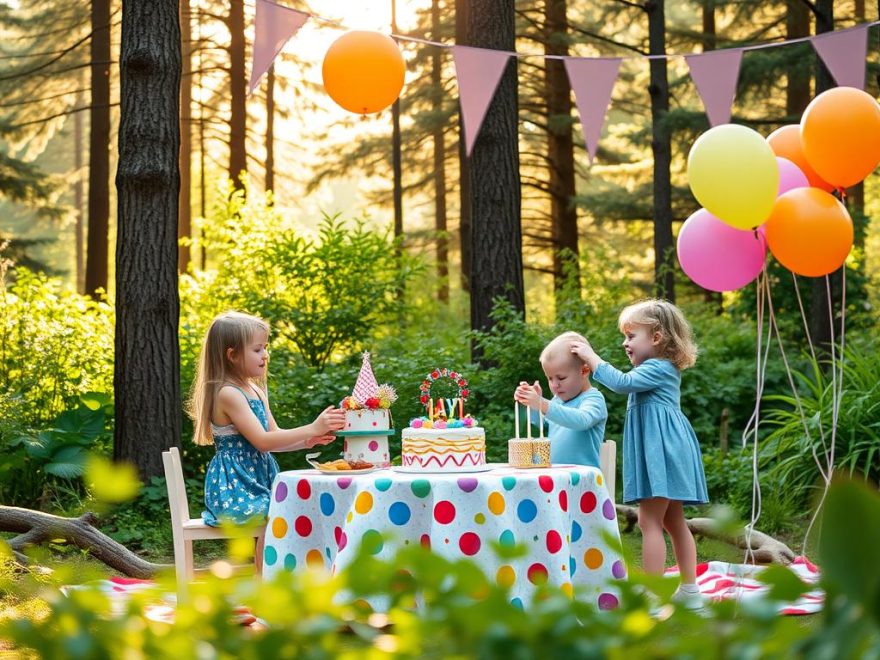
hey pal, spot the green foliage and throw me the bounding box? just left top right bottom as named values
left=1, top=481, right=878, bottom=657
left=761, top=338, right=880, bottom=508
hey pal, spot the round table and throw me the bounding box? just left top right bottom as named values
left=263, top=463, right=624, bottom=609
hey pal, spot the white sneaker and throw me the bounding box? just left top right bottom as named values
left=671, top=587, right=707, bottom=611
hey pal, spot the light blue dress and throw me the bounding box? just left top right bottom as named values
left=593, top=358, right=708, bottom=505
left=531, top=389, right=607, bottom=467
left=202, top=385, right=280, bottom=526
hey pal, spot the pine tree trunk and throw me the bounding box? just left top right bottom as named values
left=75, top=88, right=85, bottom=294
left=86, top=0, right=111, bottom=297
left=115, top=0, right=182, bottom=480
left=458, top=0, right=524, bottom=361
left=433, top=0, right=449, bottom=303
left=701, top=0, right=721, bottom=313
left=228, top=0, right=247, bottom=191
left=785, top=0, right=810, bottom=118
left=544, top=0, right=579, bottom=298
left=647, top=0, right=674, bottom=302
left=179, top=0, right=193, bottom=273
left=266, top=65, right=275, bottom=194
left=456, top=0, right=472, bottom=294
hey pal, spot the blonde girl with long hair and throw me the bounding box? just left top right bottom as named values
left=571, top=299, right=708, bottom=610
left=189, top=312, right=344, bottom=567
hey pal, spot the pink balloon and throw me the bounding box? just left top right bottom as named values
left=677, top=208, right=767, bottom=292
left=776, top=157, right=809, bottom=197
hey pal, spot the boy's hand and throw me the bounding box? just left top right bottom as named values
left=514, top=381, right=543, bottom=409
left=305, top=434, right=336, bottom=448
left=313, top=406, right=346, bottom=435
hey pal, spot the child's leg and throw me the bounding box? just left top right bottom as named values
left=255, top=531, right=265, bottom=575
left=637, top=497, right=670, bottom=575
left=662, top=500, right=698, bottom=584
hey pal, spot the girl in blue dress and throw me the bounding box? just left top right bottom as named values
left=571, top=300, right=708, bottom=609
left=189, top=311, right=346, bottom=569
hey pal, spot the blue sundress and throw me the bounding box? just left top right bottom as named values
left=202, top=385, right=280, bottom=526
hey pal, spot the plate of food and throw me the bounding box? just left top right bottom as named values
left=306, top=453, right=377, bottom=474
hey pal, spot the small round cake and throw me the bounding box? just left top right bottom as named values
left=337, top=353, right=397, bottom=468
left=508, top=438, right=551, bottom=468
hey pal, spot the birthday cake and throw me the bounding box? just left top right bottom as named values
left=400, top=368, right=486, bottom=472
left=338, top=353, right=397, bottom=468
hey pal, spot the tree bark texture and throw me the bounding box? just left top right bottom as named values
left=0, top=506, right=167, bottom=578
left=700, top=0, right=722, bottom=313
left=455, top=0, right=472, bottom=294
left=544, top=0, right=579, bottom=297
left=86, top=0, right=111, bottom=297
left=115, top=0, right=182, bottom=480
left=458, top=0, right=524, bottom=359
left=228, top=0, right=247, bottom=190
left=785, top=0, right=810, bottom=119
left=433, top=0, right=449, bottom=303
left=179, top=0, right=193, bottom=273
left=75, top=87, right=85, bottom=294
left=266, top=65, right=275, bottom=194
left=647, top=0, right=675, bottom=302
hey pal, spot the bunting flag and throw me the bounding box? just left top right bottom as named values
left=564, top=57, right=622, bottom=163
left=352, top=352, right=380, bottom=405
left=685, top=48, right=743, bottom=126
left=811, top=25, right=870, bottom=90
left=452, top=46, right=512, bottom=156
left=248, top=0, right=309, bottom=95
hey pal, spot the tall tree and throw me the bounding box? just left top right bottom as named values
left=227, top=0, right=247, bottom=190
left=456, top=0, right=524, bottom=358
left=86, top=0, right=111, bottom=297
left=432, top=0, right=450, bottom=303
left=456, top=0, right=472, bottom=294
left=265, top=65, right=275, bottom=194
left=114, top=0, right=181, bottom=479
left=179, top=0, right=193, bottom=273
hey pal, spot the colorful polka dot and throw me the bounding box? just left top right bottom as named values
left=295, top=516, right=312, bottom=537
left=511, top=597, right=524, bottom=609
left=368, top=440, right=379, bottom=451
left=337, top=531, right=348, bottom=551
left=499, top=530, right=515, bottom=547
left=527, top=563, right=548, bottom=585
left=283, top=553, right=296, bottom=571
left=411, top=479, right=431, bottom=498
left=337, top=477, right=352, bottom=490
left=459, top=532, right=481, bottom=556
left=346, top=511, right=353, bottom=523
left=420, top=534, right=431, bottom=549
left=581, top=491, right=597, bottom=514
left=570, top=471, right=581, bottom=486
left=325, top=546, right=331, bottom=560
left=561, top=582, right=573, bottom=598
left=319, top=493, right=335, bottom=516
left=306, top=549, right=324, bottom=568
left=612, top=560, right=626, bottom=579
left=496, top=565, right=515, bottom=587
left=502, top=476, right=517, bottom=491
left=569, top=556, right=576, bottom=577
left=558, top=490, right=568, bottom=512
left=603, top=499, right=615, bottom=520
left=355, top=491, right=374, bottom=514
left=274, top=482, right=288, bottom=502
left=474, top=513, right=486, bottom=524
left=538, top=475, right=554, bottom=493
left=517, top=499, right=537, bottom=523
left=596, top=474, right=604, bottom=486
left=546, top=530, right=562, bottom=554
left=264, top=546, right=277, bottom=566
left=457, top=477, right=478, bottom=493
left=296, top=479, right=311, bottom=499
left=598, top=593, right=619, bottom=610
left=374, top=478, right=392, bottom=492
left=584, top=547, right=604, bottom=569
left=571, top=520, right=582, bottom=543
left=434, top=500, right=456, bottom=524
left=487, top=491, right=505, bottom=515
left=334, top=526, right=342, bottom=545
left=362, top=529, right=384, bottom=555
left=389, top=501, right=411, bottom=525
left=271, top=517, right=288, bottom=539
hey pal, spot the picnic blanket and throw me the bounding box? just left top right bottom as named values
left=664, top=556, right=824, bottom=615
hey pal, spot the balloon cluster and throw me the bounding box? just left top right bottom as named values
left=680, top=87, right=880, bottom=291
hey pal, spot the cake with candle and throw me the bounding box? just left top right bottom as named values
left=338, top=352, right=397, bottom=468
left=400, top=368, right=486, bottom=472
left=508, top=402, right=551, bottom=468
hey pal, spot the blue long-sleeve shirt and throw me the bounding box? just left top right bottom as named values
left=530, top=388, right=607, bottom=467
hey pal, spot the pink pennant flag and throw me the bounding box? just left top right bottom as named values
left=452, top=46, right=512, bottom=156
left=352, top=352, right=380, bottom=405
left=248, top=0, right=309, bottom=95
left=811, top=26, right=869, bottom=90
left=685, top=49, right=743, bottom=126
left=564, top=57, right=621, bottom=163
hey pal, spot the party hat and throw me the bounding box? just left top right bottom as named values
left=352, top=352, right=380, bottom=405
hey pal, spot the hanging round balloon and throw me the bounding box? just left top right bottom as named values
left=322, top=31, right=405, bottom=114
left=800, top=86, right=880, bottom=190
left=677, top=208, right=767, bottom=292
left=766, top=124, right=834, bottom=192
left=774, top=157, right=809, bottom=197
left=687, top=124, right=779, bottom=230
left=765, top=187, right=854, bottom=277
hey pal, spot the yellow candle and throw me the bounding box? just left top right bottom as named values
left=459, top=397, right=464, bottom=420
left=429, top=398, right=433, bottom=421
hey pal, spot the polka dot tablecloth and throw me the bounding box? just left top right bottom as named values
left=263, top=464, right=624, bottom=609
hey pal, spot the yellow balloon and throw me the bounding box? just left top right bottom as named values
left=687, top=124, right=779, bottom=230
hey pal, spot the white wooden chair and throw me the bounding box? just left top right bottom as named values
left=599, top=440, right=617, bottom=505
left=162, top=446, right=265, bottom=598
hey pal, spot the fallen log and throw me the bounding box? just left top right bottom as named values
left=615, top=504, right=797, bottom=565
left=0, top=506, right=168, bottom=578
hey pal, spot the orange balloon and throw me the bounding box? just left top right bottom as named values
left=766, top=125, right=833, bottom=192
left=322, top=31, right=405, bottom=115
left=765, top=187, right=853, bottom=277
left=800, top=87, right=880, bottom=189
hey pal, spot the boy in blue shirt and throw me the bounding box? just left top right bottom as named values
left=514, top=331, right=607, bottom=467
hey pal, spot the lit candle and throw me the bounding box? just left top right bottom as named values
left=538, top=404, right=544, bottom=439
left=428, top=398, right=433, bottom=421
left=459, top=397, right=464, bottom=420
